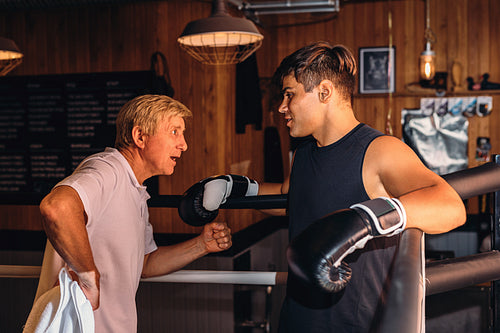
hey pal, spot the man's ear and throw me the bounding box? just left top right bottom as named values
left=131, top=126, right=146, bottom=149
left=317, top=80, right=335, bottom=103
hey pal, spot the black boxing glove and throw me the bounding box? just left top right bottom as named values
left=287, top=197, right=406, bottom=293
left=178, top=174, right=259, bottom=226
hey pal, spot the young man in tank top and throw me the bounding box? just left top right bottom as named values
left=264, top=42, right=466, bottom=332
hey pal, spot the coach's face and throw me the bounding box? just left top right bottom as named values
left=142, top=115, right=188, bottom=177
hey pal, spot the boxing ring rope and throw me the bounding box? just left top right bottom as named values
left=0, top=265, right=290, bottom=285
left=146, top=161, right=500, bottom=210
left=3, top=162, right=500, bottom=332
left=426, top=250, right=500, bottom=296
left=3, top=247, right=500, bottom=290
left=3, top=249, right=500, bottom=289
left=142, top=270, right=289, bottom=285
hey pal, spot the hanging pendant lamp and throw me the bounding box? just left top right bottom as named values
left=0, top=37, right=23, bottom=76
left=419, top=0, right=436, bottom=81
left=177, top=0, right=263, bottom=65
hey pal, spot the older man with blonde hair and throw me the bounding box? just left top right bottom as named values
left=29, top=95, right=232, bottom=332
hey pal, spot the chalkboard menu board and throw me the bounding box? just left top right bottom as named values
left=0, top=71, right=155, bottom=204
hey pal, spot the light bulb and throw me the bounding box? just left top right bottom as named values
left=419, top=42, right=435, bottom=81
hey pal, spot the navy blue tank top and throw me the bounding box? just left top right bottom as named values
left=280, top=124, right=399, bottom=333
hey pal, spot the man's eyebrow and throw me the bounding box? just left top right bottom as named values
left=167, top=123, right=185, bottom=130
left=174, top=124, right=186, bottom=132
left=281, top=87, right=292, bottom=95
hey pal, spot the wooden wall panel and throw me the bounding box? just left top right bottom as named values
left=490, top=1, right=500, bottom=78
left=467, top=0, right=490, bottom=82
left=444, top=0, right=468, bottom=83
left=1, top=0, right=500, bottom=233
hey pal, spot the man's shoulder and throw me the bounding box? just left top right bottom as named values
left=357, top=123, right=384, bottom=137
left=79, top=148, right=125, bottom=170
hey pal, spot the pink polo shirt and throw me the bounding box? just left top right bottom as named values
left=57, top=147, right=157, bottom=332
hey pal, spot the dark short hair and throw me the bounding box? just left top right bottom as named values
left=273, top=42, right=357, bottom=101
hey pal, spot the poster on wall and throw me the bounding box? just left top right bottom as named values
left=359, top=46, right=395, bottom=94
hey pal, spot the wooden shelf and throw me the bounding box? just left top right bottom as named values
left=355, top=89, right=500, bottom=99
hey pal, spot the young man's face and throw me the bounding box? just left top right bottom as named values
left=142, top=115, right=188, bottom=176
left=278, top=74, right=323, bottom=138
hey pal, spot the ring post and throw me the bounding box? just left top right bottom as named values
left=378, top=229, right=425, bottom=333
left=494, top=154, right=500, bottom=333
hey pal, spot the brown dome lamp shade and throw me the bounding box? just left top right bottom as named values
left=177, top=0, right=263, bottom=65
left=0, top=37, right=23, bottom=76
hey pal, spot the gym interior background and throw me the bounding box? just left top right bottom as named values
left=1, top=0, right=500, bottom=332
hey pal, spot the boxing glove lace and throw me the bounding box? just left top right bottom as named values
left=287, top=197, right=406, bottom=292
left=178, top=175, right=259, bottom=226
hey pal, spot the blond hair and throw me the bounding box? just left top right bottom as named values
left=115, top=94, right=192, bottom=149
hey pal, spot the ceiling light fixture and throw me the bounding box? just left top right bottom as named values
left=0, top=37, right=23, bottom=76
left=177, top=0, right=264, bottom=65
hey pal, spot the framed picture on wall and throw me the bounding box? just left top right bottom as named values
left=359, top=46, right=395, bottom=94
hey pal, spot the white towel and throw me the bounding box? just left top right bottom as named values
left=23, top=267, right=95, bottom=333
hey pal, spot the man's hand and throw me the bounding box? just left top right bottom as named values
left=68, top=269, right=100, bottom=310
left=201, top=222, right=232, bottom=253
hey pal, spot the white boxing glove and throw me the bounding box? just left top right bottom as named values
left=203, top=175, right=259, bottom=211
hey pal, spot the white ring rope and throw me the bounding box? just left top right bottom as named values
left=0, top=265, right=287, bottom=285
left=143, top=270, right=281, bottom=285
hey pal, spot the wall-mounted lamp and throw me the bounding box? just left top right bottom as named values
left=177, top=0, right=264, bottom=65
left=0, top=37, right=23, bottom=76
left=419, top=0, right=436, bottom=81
